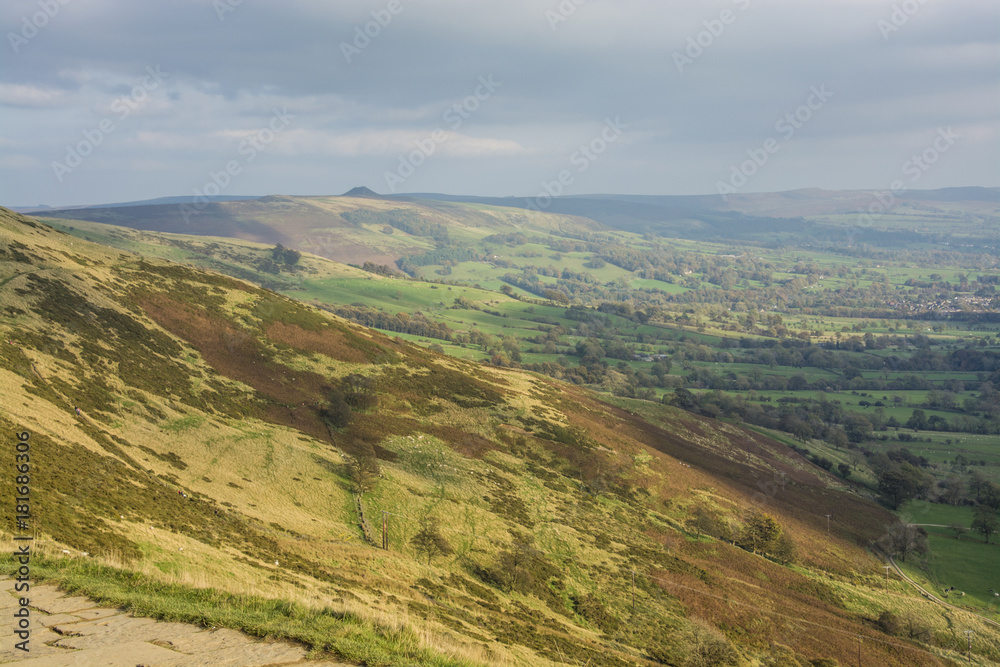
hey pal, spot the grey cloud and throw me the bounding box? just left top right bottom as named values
left=1, top=0, right=996, bottom=206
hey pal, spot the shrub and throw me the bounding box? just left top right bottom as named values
left=319, top=387, right=352, bottom=430
left=876, top=610, right=901, bottom=636
left=410, top=517, right=452, bottom=565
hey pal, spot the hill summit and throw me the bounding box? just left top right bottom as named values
left=341, top=186, right=380, bottom=198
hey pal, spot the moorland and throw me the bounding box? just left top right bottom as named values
left=1, top=187, right=997, bottom=665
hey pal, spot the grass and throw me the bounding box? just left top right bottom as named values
left=0, top=550, right=485, bottom=667
left=912, top=532, right=1000, bottom=611
left=6, top=205, right=1000, bottom=665
left=893, top=500, right=1000, bottom=612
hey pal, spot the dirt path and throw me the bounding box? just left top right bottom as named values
left=0, top=579, right=355, bottom=666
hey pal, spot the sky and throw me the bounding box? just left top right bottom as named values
left=1, top=0, right=997, bottom=207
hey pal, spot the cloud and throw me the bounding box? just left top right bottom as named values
left=0, top=0, right=996, bottom=205
left=0, top=154, right=42, bottom=169
left=0, top=83, right=69, bottom=108
left=272, top=129, right=525, bottom=158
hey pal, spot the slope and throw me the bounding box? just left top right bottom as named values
left=32, top=194, right=603, bottom=267
left=1, top=207, right=997, bottom=666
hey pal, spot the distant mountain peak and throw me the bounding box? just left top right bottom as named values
left=342, top=186, right=380, bottom=198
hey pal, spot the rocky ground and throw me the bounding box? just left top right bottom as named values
left=0, top=578, right=353, bottom=666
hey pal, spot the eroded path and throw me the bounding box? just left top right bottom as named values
left=0, top=579, right=354, bottom=666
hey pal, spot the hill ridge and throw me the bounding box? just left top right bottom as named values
left=2, top=206, right=997, bottom=666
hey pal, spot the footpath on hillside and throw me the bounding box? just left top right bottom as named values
left=0, top=578, right=354, bottom=666
left=873, top=546, right=1000, bottom=631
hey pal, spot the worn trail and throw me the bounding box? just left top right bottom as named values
left=0, top=578, right=354, bottom=666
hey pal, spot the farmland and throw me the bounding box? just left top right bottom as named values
left=41, top=189, right=1000, bottom=630
left=15, top=202, right=1000, bottom=665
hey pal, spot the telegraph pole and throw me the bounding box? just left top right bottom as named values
left=964, top=630, right=973, bottom=660
left=382, top=511, right=388, bottom=550
left=856, top=635, right=862, bottom=667
left=825, top=514, right=832, bottom=533
left=883, top=565, right=891, bottom=592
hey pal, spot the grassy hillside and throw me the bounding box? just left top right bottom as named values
left=2, top=207, right=999, bottom=665
left=33, top=194, right=602, bottom=267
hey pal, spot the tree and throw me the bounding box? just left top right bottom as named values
left=346, top=447, right=381, bottom=494
left=837, top=462, right=851, bottom=479
left=270, top=243, right=301, bottom=266
left=948, top=522, right=967, bottom=540
left=670, top=387, right=696, bottom=411
left=342, top=373, right=378, bottom=410
left=771, top=531, right=796, bottom=564
left=737, top=510, right=783, bottom=556
left=826, top=427, right=849, bottom=450
left=878, top=521, right=928, bottom=562
left=683, top=619, right=739, bottom=667
left=977, top=481, right=1000, bottom=512
left=842, top=413, right=873, bottom=443
left=905, top=409, right=927, bottom=431
left=687, top=504, right=724, bottom=539
left=972, top=507, right=998, bottom=544
left=319, top=387, right=352, bottom=431
left=877, top=462, right=930, bottom=510
left=877, top=610, right=902, bottom=636
left=493, top=533, right=542, bottom=593
left=968, top=470, right=989, bottom=497
left=410, top=516, right=453, bottom=565
left=940, top=475, right=966, bottom=507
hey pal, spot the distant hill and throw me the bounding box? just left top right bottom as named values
left=30, top=187, right=1000, bottom=264
left=341, top=186, right=381, bottom=198
left=3, top=205, right=987, bottom=665
left=413, top=186, right=1000, bottom=225
left=31, top=194, right=602, bottom=265
left=10, top=194, right=259, bottom=213
left=899, top=186, right=1000, bottom=202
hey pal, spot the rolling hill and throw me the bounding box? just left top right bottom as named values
left=31, top=194, right=602, bottom=267
left=2, top=206, right=999, bottom=665
left=33, top=187, right=1000, bottom=267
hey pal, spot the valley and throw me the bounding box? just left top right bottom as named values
left=0, top=188, right=996, bottom=664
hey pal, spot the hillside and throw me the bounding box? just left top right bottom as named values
left=32, top=194, right=602, bottom=267
left=2, top=206, right=999, bottom=665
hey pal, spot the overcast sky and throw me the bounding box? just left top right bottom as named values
left=1, top=0, right=997, bottom=207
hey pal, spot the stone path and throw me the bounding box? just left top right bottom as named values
left=0, top=579, right=354, bottom=666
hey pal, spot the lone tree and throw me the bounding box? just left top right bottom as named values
left=972, top=507, right=998, bottom=544
left=270, top=243, right=301, bottom=266
left=319, top=387, right=352, bottom=432
left=878, top=521, right=928, bottom=562
left=410, top=517, right=452, bottom=565
left=493, top=532, right=543, bottom=593
left=342, top=373, right=378, bottom=410
left=948, top=522, right=968, bottom=540
left=346, top=444, right=380, bottom=494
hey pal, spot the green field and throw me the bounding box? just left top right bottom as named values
left=891, top=500, right=1000, bottom=613
left=48, top=199, right=1000, bottom=534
